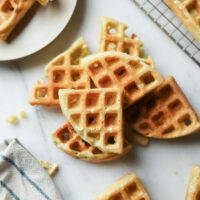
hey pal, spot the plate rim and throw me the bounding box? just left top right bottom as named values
left=0, top=0, right=78, bottom=62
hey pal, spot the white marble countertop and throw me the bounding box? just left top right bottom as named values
left=0, top=0, right=200, bottom=199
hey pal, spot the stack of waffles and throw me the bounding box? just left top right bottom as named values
left=29, top=16, right=200, bottom=163
left=165, top=0, right=200, bottom=43
left=0, top=0, right=49, bottom=41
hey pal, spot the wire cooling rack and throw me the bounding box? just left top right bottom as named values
left=131, top=0, right=200, bottom=66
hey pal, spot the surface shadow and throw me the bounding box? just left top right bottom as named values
left=90, top=148, right=138, bottom=168
left=150, top=130, right=200, bottom=148
left=7, top=3, right=40, bottom=43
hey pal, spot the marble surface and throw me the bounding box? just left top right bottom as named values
left=0, top=0, right=200, bottom=199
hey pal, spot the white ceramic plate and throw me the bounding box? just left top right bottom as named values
left=0, top=0, right=77, bottom=61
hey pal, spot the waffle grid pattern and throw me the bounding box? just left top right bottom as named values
left=125, top=76, right=200, bottom=138
left=82, top=52, right=164, bottom=107
left=131, top=0, right=200, bottom=66
left=98, top=16, right=143, bottom=57
left=98, top=16, right=154, bottom=66
left=32, top=63, right=90, bottom=105
left=52, top=122, right=132, bottom=162
left=59, top=88, right=123, bottom=154
left=52, top=122, right=123, bottom=162
left=29, top=38, right=91, bottom=106
left=95, top=174, right=151, bottom=200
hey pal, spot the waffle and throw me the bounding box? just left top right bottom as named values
left=125, top=76, right=200, bottom=139
left=59, top=88, right=123, bottom=154
left=186, top=165, right=200, bottom=200
left=98, top=16, right=153, bottom=65
left=95, top=173, right=151, bottom=200
left=0, top=0, right=36, bottom=41
left=29, top=37, right=91, bottom=106
left=165, top=0, right=200, bottom=43
left=81, top=51, right=164, bottom=107
left=124, top=124, right=149, bottom=146
left=52, top=121, right=132, bottom=163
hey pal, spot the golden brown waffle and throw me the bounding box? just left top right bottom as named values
left=165, top=0, right=200, bottom=42
left=98, top=16, right=153, bottom=65
left=95, top=173, right=151, bottom=200
left=59, top=88, right=124, bottom=154
left=125, top=76, right=200, bottom=139
left=52, top=122, right=132, bottom=163
left=0, top=0, right=36, bottom=41
left=81, top=51, right=164, bottom=107
left=29, top=38, right=91, bottom=106
left=186, top=165, right=200, bottom=200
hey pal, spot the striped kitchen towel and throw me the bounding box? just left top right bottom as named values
left=0, top=138, right=63, bottom=200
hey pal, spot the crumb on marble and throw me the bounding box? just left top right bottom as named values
left=20, top=111, right=27, bottom=119
left=175, top=171, right=179, bottom=175
left=39, top=160, right=59, bottom=176
left=6, top=116, right=18, bottom=124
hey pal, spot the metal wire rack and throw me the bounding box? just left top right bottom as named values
left=131, top=0, right=200, bottom=66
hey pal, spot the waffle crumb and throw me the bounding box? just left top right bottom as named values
left=37, top=0, right=49, bottom=6
left=175, top=171, right=179, bottom=175
left=6, top=116, right=18, bottom=124
left=20, top=111, right=27, bottom=119
left=39, top=160, right=58, bottom=176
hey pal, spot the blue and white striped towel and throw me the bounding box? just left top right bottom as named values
left=0, top=138, right=63, bottom=200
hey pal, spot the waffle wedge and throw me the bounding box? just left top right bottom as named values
left=81, top=52, right=164, bottom=107
left=98, top=16, right=153, bottom=65
left=0, top=0, right=36, bottom=41
left=59, top=88, right=123, bottom=154
left=29, top=37, right=91, bottom=106
left=52, top=121, right=132, bottom=163
left=165, top=0, right=200, bottom=43
left=186, top=165, right=200, bottom=200
left=125, top=76, right=200, bottom=139
left=95, top=173, right=151, bottom=200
